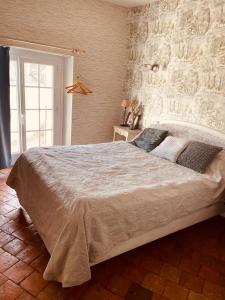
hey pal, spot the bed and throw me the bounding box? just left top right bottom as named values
left=7, top=122, right=225, bottom=287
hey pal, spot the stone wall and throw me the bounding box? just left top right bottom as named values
left=127, top=0, right=225, bottom=132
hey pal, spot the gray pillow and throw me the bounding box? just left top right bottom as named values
left=130, top=128, right=168, bottom=152
left=177, top=141, right=222, bottom=173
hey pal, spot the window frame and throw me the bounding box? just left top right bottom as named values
left=10, top=48, right=64, bottom=159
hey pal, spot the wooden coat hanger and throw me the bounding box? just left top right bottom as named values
left=65, top=76, right=92, bottom=95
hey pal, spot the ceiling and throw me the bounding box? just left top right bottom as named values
left=103, top=0, right=150, bottom=7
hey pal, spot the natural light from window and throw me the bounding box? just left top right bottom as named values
left=10, top=60, right=55, bottom=154
left=24, top=62, right=54, bottom=149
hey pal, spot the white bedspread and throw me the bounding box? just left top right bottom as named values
left=7, top=142, right=225, bottom=287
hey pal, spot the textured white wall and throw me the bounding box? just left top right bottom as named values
left=0, top=0, right=128, bottom=144
left=127, top=0, right=225, bottom=133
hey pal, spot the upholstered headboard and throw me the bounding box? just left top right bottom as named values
left=151, top=121, right=225, bottom=149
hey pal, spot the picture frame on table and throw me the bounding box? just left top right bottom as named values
left=127, top=114, right=141, bottom=130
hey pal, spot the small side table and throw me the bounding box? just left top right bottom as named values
left=113, top=126, right=141, bottom=142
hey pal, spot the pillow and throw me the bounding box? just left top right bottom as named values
left=177, top=141, right=222, bottom=173
left=151, top=136, right=190, bottom=162
left=130, top=128, right=168, bottom=152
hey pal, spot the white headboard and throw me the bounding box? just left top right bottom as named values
left=151, top=121, right=225, bottom=149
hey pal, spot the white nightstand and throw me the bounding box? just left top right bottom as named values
left=113, top=125, right=141, bottom=142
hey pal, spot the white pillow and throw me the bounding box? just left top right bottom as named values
left=151, top=136, right=190, bottom=162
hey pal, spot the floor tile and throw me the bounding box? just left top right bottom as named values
left=180, top=271, right=204, bottom=293
left=26, top=233, right=44, bottom=250
left=140, top=255, right=163, bottom=275
left=152, top=294, right=169, bottom=300
left=0, top=251, right=18, bottom=272
left=0, top=272, right=8, bottom=285
left=202, top=280, right=225, bottom=300
left=20, top=271, right=48, bottom=296
left=0, top=215, right=10, bottom=226
left=13, top=228, right=33, bottom=241
left=3, top=238, right=27, bottom=255
left=160, top=263, right=181, bottom=283
left=163, top=281, right=189, bottom=300
left=0, top=280, right=23, bottom=300
left=80, top=283, right=123, bottom=300
left=1, top=220, right=22, bottom=234
left=210, top=257, right=225, bottom=275
left=0, top=203, right=15, bottom=214
left=4, top=261, right=33, bottom=283
left=199, top=265, right=221, bottom=285
left=142, top=272, right=165, bottom=294
left=122, top=264, right=147, bottom=283
left=107, top=274, right=131, bottom=297
left=5, top=208, right=22, bottom=220
left=17, top=291, right=37, bottom=300
left=188, top=291, right=210, bottom=300
left=16, top=245, right=40, bottom=264
left=37, top=283, right=66, bottom=300
left=31, top=254, right=49, bottom=274
left=0, top=231, right=14, bottom=247
left=179, top=257, right=201, bottom=275
left=125, top=283, right=152, bottom=300
left=91, top=262, right=113, bottom=287
left=5, top=197, right=21, bottom=209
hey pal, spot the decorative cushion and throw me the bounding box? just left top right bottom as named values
left=151, top=136, right=190, bottom=163
left=177, top=141, right=222, bottom=173
left=130, top=128, right=168, bottom=152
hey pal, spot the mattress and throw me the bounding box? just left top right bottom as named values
left=7, top=141, right=225, bottom=287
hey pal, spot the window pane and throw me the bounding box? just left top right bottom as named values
left=40, top=130, right=53, bottom=147
left=26, top=131, right=39, bottom=149
left=11, top=132, right=20, bottom=154
left=40, top=88, right=53, bottom=109
left=10, top=60, right=17, bottom=85
left=11, top=110, right=19, bottom=132
left=40, top=65, right=53, bottom=87
left=25, top=87, right=39, bottom=109
left=24, top=63, right=38, bottom=86
left=25, top=110, right=39, bottom=131
left=40, top=110, right=53, bottom=130
left=10, top=86, right=18, bottom=109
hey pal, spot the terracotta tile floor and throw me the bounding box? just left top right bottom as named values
left=0, top=168, right=225, bottom=300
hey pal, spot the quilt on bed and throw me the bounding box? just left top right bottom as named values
left=6, top=141, right=225, bottom=287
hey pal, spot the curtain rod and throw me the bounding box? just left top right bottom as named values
left=0, top=37, right=86, bottom=56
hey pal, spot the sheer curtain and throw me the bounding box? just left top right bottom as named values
left=0, top=47, right=11, bottom=169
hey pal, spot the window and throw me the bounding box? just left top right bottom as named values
left=10, top=49, right=64, bottom=157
